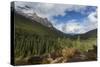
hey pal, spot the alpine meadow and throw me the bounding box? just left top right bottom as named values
left=11, top=1, right=97, bottom=65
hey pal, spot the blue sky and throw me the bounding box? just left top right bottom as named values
left=15, top=2, right=97, bottom=34
left=53, top=11, right=87, bottom=23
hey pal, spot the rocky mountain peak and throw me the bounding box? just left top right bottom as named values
left=30, top=12, right=53, bottom=28
left=15, top=5, right=53, bottom=28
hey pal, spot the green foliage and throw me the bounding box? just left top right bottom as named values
left=15, top=31, right=96, bottom=59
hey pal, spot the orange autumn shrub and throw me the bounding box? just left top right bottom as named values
left=61, top=47, right=78, bottom=59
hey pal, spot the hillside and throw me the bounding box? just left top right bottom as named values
left=14, top=12, right=61, bottom=38
left=73, top=29, right=97, bottom=39
left=80, top=29, right=97, bottom=38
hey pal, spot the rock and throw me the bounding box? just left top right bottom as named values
left=27, top=55, right=43, bottom=64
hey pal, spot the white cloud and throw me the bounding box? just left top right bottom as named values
left=56, top=11, right=97, bottom=34
left=55, top=20, right=85, bottom=34
left=83, top=11, right=97, bottom=32
left=88, top=11, right=97, bottom=24
left=15, top=2, right=88, bottom=18
left=62, top=20, right=84, bottom=34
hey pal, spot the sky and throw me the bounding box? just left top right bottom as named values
left=15, top=1, right=97, bottom=34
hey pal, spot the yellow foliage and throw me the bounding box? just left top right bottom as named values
left=62, top=47, right=77, bottom=59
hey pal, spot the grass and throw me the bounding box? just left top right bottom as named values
left=14, top=32, right=97, bottom=61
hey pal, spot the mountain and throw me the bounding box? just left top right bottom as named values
left=14, top=11, right=64, bottom=38
left=15, top=5, right=53, bottom=28
left=70, top=29, right=97, bottom=39
left=16, top=11, right=53, bottom=28
left=79, top=29, right=97, bottom=39
left=13, top=9, right=97, bottom=39
left=30, top=13, right=53, bottom=28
